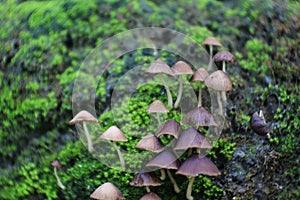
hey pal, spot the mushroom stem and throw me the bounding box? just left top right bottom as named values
left=186, top=176, right=195, bottom=200
left=83, top=122, right=94, bottom=152
left=208, top=45, right=213, bottom=71
left=146, top=186, right=151, bottom=193
left=159, top=74, right=173, bottom=108
left=112, top=141, right=126, bottom=168
left=156, top=113, right=161, bottom=126
left=198, top=82, right=202, bottom=107
left=174, top=75, right=183, bottom=108
left=187, top=148, right=193, bottom=156
left=54, top=167, right=66, bottom=190
left=167, top=169, right=180, bottom=193
left=160, top=169, right=166, bottom=180
left=217, top=92, right=223, bottom=115
left=222, top=60, right=226, bottom=72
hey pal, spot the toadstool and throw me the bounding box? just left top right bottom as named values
left=90, top=182, right=125, bottom=200
left=190, top=68, right=209, bottom=107
left=51, top=160, right=66, bottom=190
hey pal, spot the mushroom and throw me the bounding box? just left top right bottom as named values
left=204, top=70, right=232, bottom=115
left=140, top=192, right=162, bottom=200
left=146, top=150, right=180, bottom=193
left=213, top=50, right=236, bottom=73
left=100, top=126, right=128, bottom=168
left=146, top=59, right=174, bottom=108
left=174, top=127, right=212, bottom=155
left=146, top=100, right=169, bottom=126
left=130, top=171, right=163, bottom=193
left=250, top=111, right=270, bottom=137
left=90, top=182, right=125, bottom=200
left=155, top=119, right=181, bottom=140
left=202, top=37, right=222, bottom=70
left=69, top=110, right=98, bottom=152
left=182, top=106, right=218, bottom=128
left=176, top=155, right=220, bottom=200
left=51, top=160, right=66, bottom=190
left=171, top=61, right=194, bottom=108
left=190, top=68, right=209, bottom=107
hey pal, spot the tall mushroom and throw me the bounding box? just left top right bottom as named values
left=190, top=68, right=209, bottom=107
left=202, top=37, right=222, bottom=71
left=204, top=70, right=232, bottom=115
left=146, top=59, right=174, bottom=108
left=176, top=155, right=220, bottom=200
left=51, top=160, right=66, bottom=190
left=146, top=100, right=169, bottom=126
left=213, top=50, right=236, bottom=73
left=69, top=110, right=98, bottom=152
left=100, top=126, right=128, bottom=168
left=90, top=182, right=125, bottom=200
left=171, top=61, right=194, bottom=108
left=146, top=150, right=180, bottom=193
left=130, top=171, right=163, bottom=193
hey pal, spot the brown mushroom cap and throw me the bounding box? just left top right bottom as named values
left=146, top=59, right=173, bottom=75
left=156, top=119, right=181, bottom=139
left=130, top=172, right=163, bottom=187
left=146, top=150, right=180, bottom=170
left=135, top=134, right=165, bottom=153
left=204, top=70, right=232, bottom=91
left=140, top=192, right=162, bottom=200
left=171, top=61, right=194, bottom=75
left=146, top=100, right=169, bottom=113
left=202, top=36, right=222, bottom=47
left=213, top=50, right=236, bottom=63
left=90, top=182, right=125, bottom=200
left=174, top=128, right=212, bottom=150
left=69, top=110, right=98, bottom=125
left=182, top=106, right=218, bottom=127
left=190, top=68, right=209, bottom=82
left=176, top=154, right=220, bottom=177
left=51, top=160, right=62, bottom=170
left=100, top=126, right=128, bottom=142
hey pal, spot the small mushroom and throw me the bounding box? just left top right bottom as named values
left=147, top=59, right=174, bottom=108
left=146, top=150, right=180, bottom=193
left=176, top=155, right=220, bottom=200
left=140, top=192, right=162, bottom=200
left=69, top=110, right=98, bottom=152
left=202, top=37, right=222, bottom=70
left=182, top=106, right=218, bottom=128
left=90, top=182, right=125, bottom=200
left=100, top=126, right=128, bottom=168
left=146, top=100, right=169, bottom=126
left=190, top=68, right=209, bottom=107
left=135, top=134, right=165, bottom=153
left=204, top=70, right=232, bottom=115
left=156, top=119, right=181, bottom=140
left=171, top=61, right=194, bottom=108
left=130, top=171, right=163, bottom=193
left=250, top=111, right=270, bottom=136
left=213, top=50, right=236, bottom=73
left=51, top=160, right=66, bottom=190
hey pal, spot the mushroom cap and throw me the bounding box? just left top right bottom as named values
left=156, top=119, right=181, bottom=139
left=213, top=50, right=236, bottom=63
left=69, top=110, right=98, bottom=125
left=171, top=61, right=194, bottom=75
left=146, top=59, right=173, bottom=75
left=140, top=192, right=162, bottom=200
left=51, top=160, right=62, bottom=170
left=130, top=172, right=163, bottom=187
left=190, top=68, right=209, bottom=82
left=202, top=36, right=222, bottom=47
left=146, top=150, right=180, bottom=170
left=204, top=70, right=232, bottom=91
left=174, top=128, right=212, bottom=150
left=250, top=112, right=270, bottom=135
left=182, top=106, right=218, bottom=127
left=100, top=126, right=128, bottom=142
left=146, top=100, right=169, bottom=113
left=176, top=155, right=221, bottom=177
left=135, top=134, right=165, bottom=153
left=90, top=182, right=125, bottom=200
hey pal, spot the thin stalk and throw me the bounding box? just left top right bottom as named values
left=174, top=75, right=183, bottom=108
left=160, top=169, right=166, bottom=180
left=83, top=122, right=93, bottom=152
left=54, top=167, right=66, bottom=190
left=112, top=141, right=125, bottom=168
left=186, top=176, right=195, bottom=200
left=156, top=113, right=161, bottom=126
left=159, top=74, right=173, bottom=108
left=146, top=186, right=151, bottom=193
left=167, top=169, right=180, bottom=193
left=208, top=45, right=213, bottom=71
left=222, top=60, right=226, bottom=72
left=187, top=148, right=193, bottom=156
left=217, top=92, right=223, bottom=115
left=198, top=82, right=202, bottom=107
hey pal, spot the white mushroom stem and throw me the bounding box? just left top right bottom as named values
left=208, top=45, right=213, bottom=71
left=156, top=113, right=161, bottom=126
left=146, top=186, right=151, bottom=193
left=198, top=82, right=203, bottom=107
left=112, top=141, right=125, bottom=168
left=186, top=176, right=195, bottom=200
left=160, top=169, right=166, bottom=180
left=167, top=169, right=180, bottom=193
left=174, top=75, right=183, bottom=108
left=83, top=122, right=93, bottom=152
left=159, top=74, right=173, bottom=108
left=54, top=167, right=66, bottom=190
left=217, top=92, right=223, bottom=115
left=222, top=60, right=226, bottom=72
